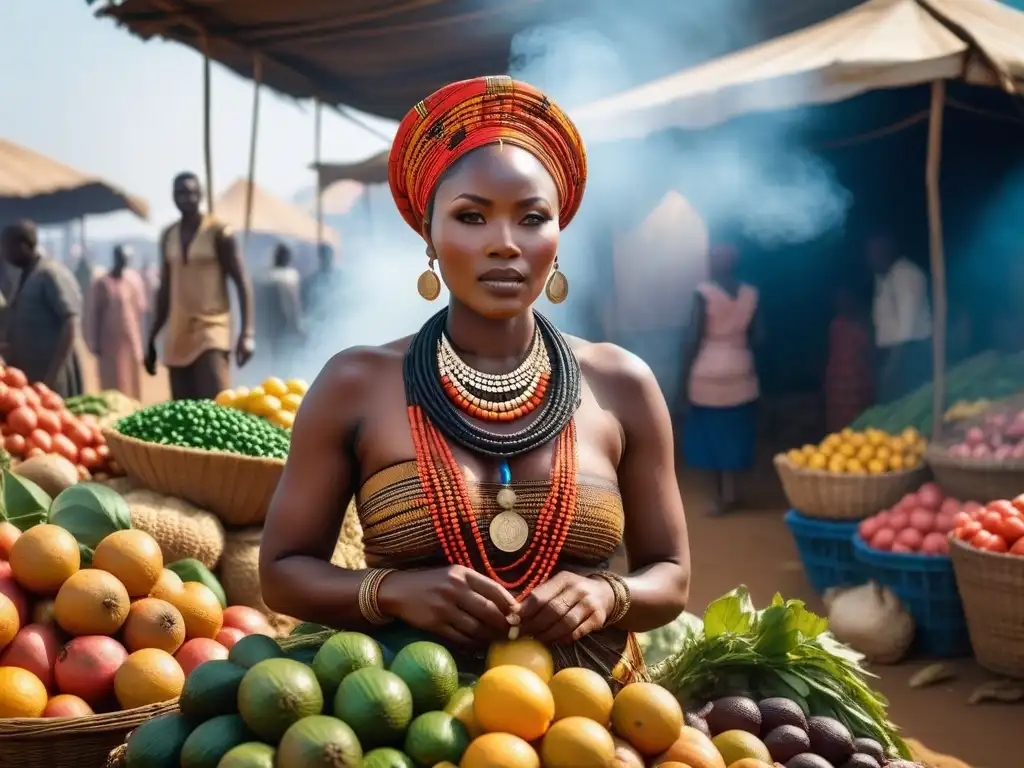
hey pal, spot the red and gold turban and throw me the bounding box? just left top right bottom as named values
left=388, top=76, right=587, bottom=233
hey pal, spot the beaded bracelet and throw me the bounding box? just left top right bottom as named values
left=358, top=568, right=397, bottom=626
left=591, top=571, right=631, bottom=626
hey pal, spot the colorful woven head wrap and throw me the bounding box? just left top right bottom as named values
left=388, top=76, right=587, bottom=234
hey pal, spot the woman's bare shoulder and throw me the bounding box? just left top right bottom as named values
left=309, top=335, right=414, bottom=405
left=568, top=336, right=657, bottom=391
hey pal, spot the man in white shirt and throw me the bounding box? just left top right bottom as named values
left=867, top=236, right=933, bottom=403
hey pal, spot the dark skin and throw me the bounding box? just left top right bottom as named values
left=145, top=174, right=255, bottom=375
left=260, top=145, right=690, bottom=649
left=111, top=244, right=132, bottom=279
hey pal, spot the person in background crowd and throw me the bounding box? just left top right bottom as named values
left=825, top=284, right=874, bottom=433
left=301, top=243, right=340, bottom=315
left=867, top=236, right=932, bottom=404
left=260, top=242, right=305, bottom=372
left=0, top=220, right=84, bottom=397
left=87, top=244, right=147, bottom=399
left=146, top=171, right=256, bottom=400
left=681, top=243, right=761, bottom=515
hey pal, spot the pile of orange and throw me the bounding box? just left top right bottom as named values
left=462, top=637, right=744, bottom=768
left=215, top=377, right=307, bottom=430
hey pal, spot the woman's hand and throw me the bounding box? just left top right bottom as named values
left=519, top=571, right=616, bottom=645
left=378, top=566, right=520, bottom=647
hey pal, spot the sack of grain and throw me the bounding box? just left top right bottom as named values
left=125, top=488, right=226, bottom=569
left=334, top=501, right=367, bottom=570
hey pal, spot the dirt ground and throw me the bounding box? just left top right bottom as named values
left=81, top=350, right=1012, bottom=767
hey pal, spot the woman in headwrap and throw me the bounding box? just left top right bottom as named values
left=259, top=78, right=690, bottom=685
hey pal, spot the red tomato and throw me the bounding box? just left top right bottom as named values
left=40, top=392, right=63, bottom=411
left=78, top=446, right=101, bottom=470
left=1011, top=537, right=1024, bottom=556
left=3, top=434, right=25, bottom=456
left=0, top=423, right=9, bottom=437
left=970, top=530, right=995, bottom=550
left=58, top=409, right=77, bottom=430
left=7, top=406, right=38, bottom=436
left=64, top=420, right=94, bottom=448
left=984, top=535, right=1009, bottom=554
left=1001, top=515, right=1024, bottom=544
left=1013, top=494, right=1024, bottom=513
left=958, top=520, right=983, bottom=540
left=90, top=425, right=104, bottom=444
left=4, top=368, right=27, bottom=388
left=27, top=429, right=53, bottom=454
left=21, top=387, right=40, bottom=408
left=50, top=433, right=78, bottom=464
left=32, top=382, right=51, bottom=396
left=0, top=387, right=26, bottom=414
left=96, top=443, right=110, bottom=460
left=24, top=447, right=44, bottom=459
left=982, top=511, right=1005, bottom=535
left=952, top=511, right=971, bottom=529
left=987, top=500, right=1017, bottom=517
left=35, top=409, right=61, bottom=435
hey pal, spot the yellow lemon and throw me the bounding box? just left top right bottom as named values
left=262, top=377, right=289, bottom=397
left=915, top=437, right=929, bottom=453
left=828, top=455, right=848, bottom=473
left=888, top=453, right=905, bottom=471
left=901, top=426, right=921, bottom=444
left=888, top=436, right=907, bottom=454
left=547, top=668, right=614, bottom=724
left=904, top=452, right=921, bottom=468
left=255, top=395, right=281, bottom=418
left=801, top=444, right=817, bottom=457
left=866, top=429, right=886, bottom=446
left=867, top=458, right=887, bottom=475
left=281, top=393, right=303, bottom=413
left=840, top=427, right=854, bottom=438
left=846, top=458, right=866, bottom=474
left=214, top=389, right=236, bottom=407
left=874, top=445, right=892, bottom=461
left=819, top=444, right=835, bottom=459
left=244, top=386, right=265, bottom=408
left=272, top=410, right=295, bottom=430
left=286, top=378, right=309, bottom=395
left=807, top=453, right=827, bottom=470
left=822, top=433, right=841, bottom=447
left=847, top=432, right=867, bottom=448
left=856, top=445, right=875, bottom=463
left=838, top=443, right=857, bottom=459
left=786, top=449, right=807, bottom=467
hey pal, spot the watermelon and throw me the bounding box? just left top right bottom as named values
left=388, top=642, right=458, bottom=714
left=237, top=659, right=324, bottom=742
left=312, top=631, right=383, bottom=698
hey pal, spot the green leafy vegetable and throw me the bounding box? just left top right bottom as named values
left=1, top=470, right=52, bottom=531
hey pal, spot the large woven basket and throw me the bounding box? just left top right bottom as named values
left=925, top=445, right=1024, bottom=503
left=103, top=429, right=285, bottom=526
left=774, top=455, right=929, bottom=520
left=950, top=537, right=1024, bottom=677
left=0, top=701, right=176, bottom=768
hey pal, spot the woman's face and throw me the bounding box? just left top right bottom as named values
left=425, top=144, right=560, bottom=319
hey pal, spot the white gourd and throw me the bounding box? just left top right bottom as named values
left=825, top=580, right=915, bottom=664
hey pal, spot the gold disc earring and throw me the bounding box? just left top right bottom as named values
left=545, top=260, right=568, bottom=304
left=417, top=254, right=441, bottom=301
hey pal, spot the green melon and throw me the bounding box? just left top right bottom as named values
left=361, top=747, right=416, bottom=768
left=313, top=631, right=384, bottom=698
left=229, top=633, right=285, bottom=669
left=123, top=712, right=194, bottom=768
left=276, top=715, right=363, bottom=767
left=237, top=658, right=324, bottom=742
left=333, top=667, right=413, bottom=749
left=388, top=642, right=459, bottom=714
left=179, top=714, right=253, bottom=768
left=178, top=660, right=247, bottom=721
left=217, top=742, right=276, bottom=768
left=404, top=711, right=470, bottom=766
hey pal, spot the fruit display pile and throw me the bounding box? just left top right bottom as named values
left=952, top=494, right=1024, bottom=556
left=856, top=482, right=975, bottom=555
left=944, top=406, right=1024, bottom=460
left=115, top=400, right=291, bottom=460
left=215, top=377, right=308, bottom=431
left=64, top=391, right=142, bottom=426
left=782, top=427, right=927, bottom=475
left=0, top=477, right=280, bottom=719
left=0, top=365, right=122, bottom=479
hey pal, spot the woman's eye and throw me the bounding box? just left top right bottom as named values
left=456, top=211, right=484, bottom=224
left=522, top=213, right=549, bottom=226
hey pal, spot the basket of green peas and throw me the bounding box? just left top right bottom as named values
left=104, top=399, right=290, bottom=526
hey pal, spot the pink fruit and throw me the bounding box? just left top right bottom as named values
left=175, top=638, right=228, bottom=676
left=939, top=498, right=962, bottom=517
left=221, top=606, right=273, bottom=636
left=54, top=635, right=128, bottom=707
left=965, top=427, right=985, bottom=446
left=916, top=483, right=944, bottom=510
left=43, top=694, right=94, bottom=718
left=870, top=528, right=896, bottom=551
left=0, top=623, right=62, bottom=690
left=896, top=528, right=924, bottom=551
left=874, top=510, right=891, bottom=526
left=215, top=627, right=246, bottom=649
left=963, top=501, right=984, bottom=514
left=934, top=512, right=957, bottom=534
left=949, top=443, right=971, bottom=457
left=888, top=510, right=910, bottom=530
left=971, top=444, right=992, bottom=459
left=909, top=508, right=936, bottom=533
left=0, top=563, right=30, bottom=625
left=994, top=445, right=1013, bottom=460
left=0, top=522, right=20, bottom=559
left=921, top=532, right=949, bottom=556
left=859, top=517, right=882, bottom=541
left=1011, top=442, right=1024, bottom=459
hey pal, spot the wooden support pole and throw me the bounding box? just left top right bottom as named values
left=202, top=33, right=215, bottom=214
left=244, top=55, right=263, bottom=253
left=314, top=100, right=324, bottom=259
left=926, top=80, right=948, bottom=440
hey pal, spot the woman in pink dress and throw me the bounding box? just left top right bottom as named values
left=87, top=245, right=147, bottom=399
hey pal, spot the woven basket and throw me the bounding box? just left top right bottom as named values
left=774, top=455, right=929, bottom=520
left=0, top=701, right=176, bottom=768
left=925, top=444, right=1024, bottom=503
left=102, top=429, right=285, bottom=527
left=950, top=537, right=1024, bottom=677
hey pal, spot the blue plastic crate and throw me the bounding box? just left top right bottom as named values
left=785, top=510, right=868, bottom=594
left=852, top=535, right=971, bottom=658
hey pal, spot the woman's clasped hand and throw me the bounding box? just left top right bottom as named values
left=376, top=566, right=615, bottom=647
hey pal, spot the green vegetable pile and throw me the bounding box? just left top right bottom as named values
left=115, top=400, right=290, bottom=459
left=651, top=587, right=910, bottom=759
left=66, top=390, right=142, bottom=419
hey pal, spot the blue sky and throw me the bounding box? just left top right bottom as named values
left=0, top=1, right=396, bottom=239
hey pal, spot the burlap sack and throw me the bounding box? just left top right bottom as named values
left=124, top=488, right=226, bottom=569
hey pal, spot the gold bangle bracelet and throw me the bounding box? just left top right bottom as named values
left=592, top=571, right=631, bottom=626
left=358, top=568, right=396, bottom=626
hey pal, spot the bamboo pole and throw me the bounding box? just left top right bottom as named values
left=926, top=80, right=948, bottom=440
left=202, top=34, right=215, bottom=214
left=244, top=55, right=264, bottom=253
left=314, top=100, right=324, bottom=259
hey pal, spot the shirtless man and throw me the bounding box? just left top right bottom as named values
left=145, top=172, right=255, bottom=399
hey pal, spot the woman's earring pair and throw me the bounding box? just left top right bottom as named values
left=545, top=259, right=568, bottom=304
left=416, top=252, right=569, bottom=303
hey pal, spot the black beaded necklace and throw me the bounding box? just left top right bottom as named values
left=404, top=308, right=581, bottom=459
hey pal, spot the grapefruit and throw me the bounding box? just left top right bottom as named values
left=92, top=529, right=164, bottom=597
left=541, top=715, right=617, bottom=768
left=460, top=733, right=540, bottom=768
left=611, top=682, right=684, bottom=756
left=168, top=581, right=223, bottom=639
left=123, top=598, right=186, bottom=654
left=0, top=666, right=48, bottom=718
left=54, top=568, right=131, bottom=636
left=42, top=694, right=94, bottom=718
left=0, top=623, right=61, bottom=689
left=473, top=665, right=555, bottom=742
left=222, top=605, right=274, bottom=636
left=8, top=524, right=80, bottom=595
left=486, top=637, right=554, bottom=682
left=548, top=667, right=614, bottom=725
left=175, top=637, right=229, bottom=675
left=54, top=635, right=129, bottom=707
left=114, top=648, right=186, bottom=710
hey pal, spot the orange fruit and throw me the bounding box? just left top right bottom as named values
left=0, top=666, right=48, bottom=718
left=613, top=737, right=646, bottom=768
left=548, top=667, right=614, bottom=725
left=541, top=716, right=617, bottom=768
left=0, top=591, right=19, bottom=651
left=486, top=637, right=554, bottom=682
left=473, top=665, right=555, bottom=742
left=654, top=726, right=726, bottom=768
left=460, top=733, right=540, bottom=768
left=611, top=682, right=684, bottom=757
left=54, top=568, right=131, bottom=636
left=149, top=568, right=185, bottom=601
left=166, top=581, right=223, bottom=640
left=262, top=377, right=289, bottom=398
left=9, top=523, right=80, bottom=595
left=123, top=598, right=187, bottom=654
left=114, top=648, right=186, bottom=710
left=92, top=530, right=164, bottom=597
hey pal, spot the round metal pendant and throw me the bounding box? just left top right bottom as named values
left=489, top=510, right=530, bottom=553
left=417, top=269, right=441, bottom=300
left=545, top=270, right=568, bottom=304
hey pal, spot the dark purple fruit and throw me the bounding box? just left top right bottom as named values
left=807, top=716, right=855, bottom=764
left=787, top=754, right=833, bottom=768
left=853, top=738, right=885, bottom=762
left=705, top=695, right=761, bottom=736
left=841, top=755, right=881, bottom=768
left=764, top=724, right=811, bottom=762
left=684, top=710, right=711, bottom=737
left=759, top=697, right=808, bottom=735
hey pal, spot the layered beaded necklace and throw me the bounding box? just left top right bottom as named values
left=404, top=308, right=582, bottom=599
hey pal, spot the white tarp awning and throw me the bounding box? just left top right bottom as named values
left=214, top=178, right=340, bottom=249
left=571, top=0, right=1024, bottom=142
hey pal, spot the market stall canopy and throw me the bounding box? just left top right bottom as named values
left=214, top=178, right=340, bottom=249
left=313, top=151, right=388, bottom=191
left=571, top=0, right=1024, bottom=142
left=0, top=138, right=149, bottom=224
